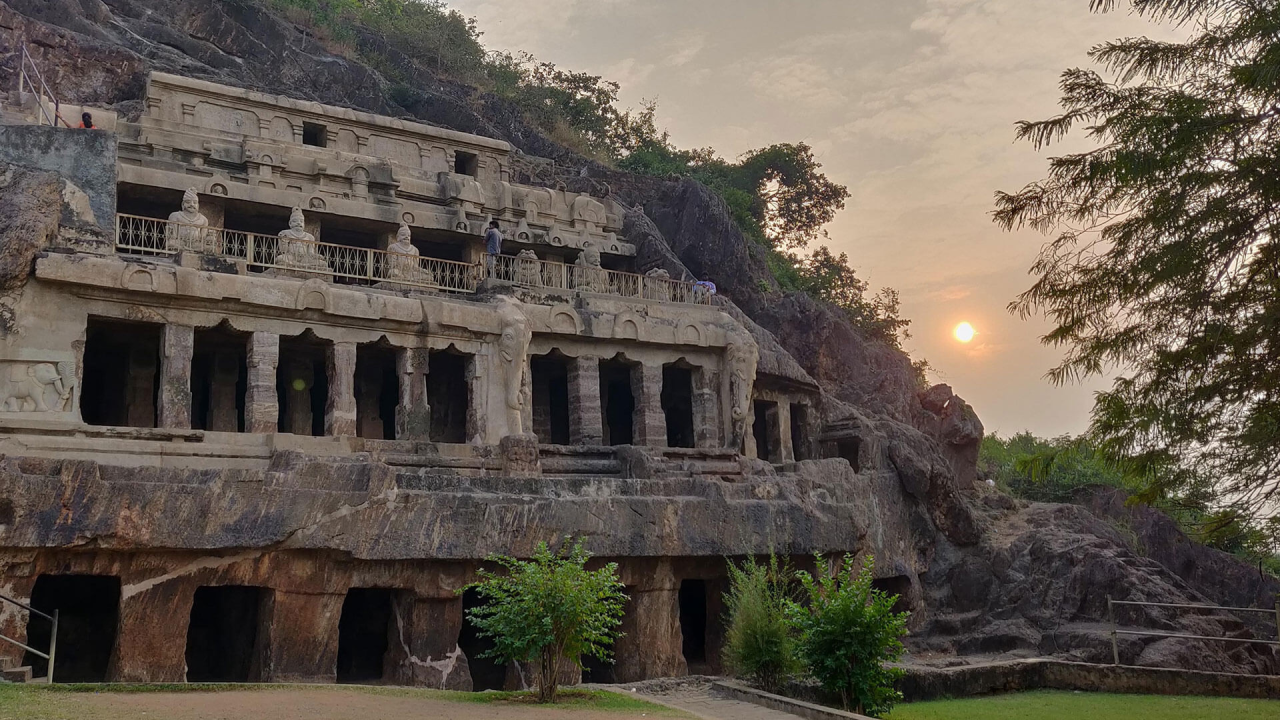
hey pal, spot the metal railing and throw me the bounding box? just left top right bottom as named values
left=113, top=214, right=712, bottom=304
left=481, top=252, right=711, bottom=305
left=0, top=592, right=58, bottom=683
left=17, top=46, right=71, bottom=128
left=1106, top=595, right=1280, bottom=665
left=115, top=214, right=479, bottom=294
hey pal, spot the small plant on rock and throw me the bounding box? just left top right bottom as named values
left=461, top=538, right=627, bottom=703
left=787, top=554, right=909, bottom=717
left=722, top=555, right=801, bottom=692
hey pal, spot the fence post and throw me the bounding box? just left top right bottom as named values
left=1108, top=595, right=1120, bottom=666
left=47, top=609, right=58, bottom=683
left=1274, top=597, right=1279, bottom=642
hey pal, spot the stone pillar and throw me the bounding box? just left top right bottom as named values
left=613, top=563, right=686, bottom=682
left=325, top=341, right=357, bottom=437
left=692, top=368, right=721, bottom=449
left=567, top=355, right=602, bottom=445
left=777, top=400, right=795, bottom=462
left=632, top=363, right=667, bottom=448
left=157, top=324, right=194, bottom=429
left=111, top=581, right=194, bottom=682
left=261, top=590, right=344, bottom=683
left=395, top=348, right=431, bottom=441
left=246, top=332, right=280, bottom=433
left=207, top=349, right=241, bottom=432
left=388, top=595, right=471, bottom=690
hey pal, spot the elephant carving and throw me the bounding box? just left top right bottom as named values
left=1, top=362, right=75, bottom=413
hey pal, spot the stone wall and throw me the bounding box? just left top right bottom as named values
left=0, top=124, right=116, bottom=232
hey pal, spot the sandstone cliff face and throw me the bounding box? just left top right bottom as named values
left=2, top=0, right=1276, bottom=678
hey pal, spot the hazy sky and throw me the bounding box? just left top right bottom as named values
left=450, top=0, right=1180, bottom=437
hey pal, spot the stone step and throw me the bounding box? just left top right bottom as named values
left=539, top=457, right=620, bottom=475
left=0, top=655, right=15, bottom=671
left=2, top=665, right=32, bottom=683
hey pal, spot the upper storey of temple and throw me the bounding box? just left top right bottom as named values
left=118, top=72, right=636, bottom=262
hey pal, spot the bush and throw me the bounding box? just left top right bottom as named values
left=461, top=538, right=627, bottom=703
left=722, top=556, right=800, bottom=692
left=786, top=555, right=909, bottom=717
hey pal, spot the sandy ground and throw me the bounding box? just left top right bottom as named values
left=15, top=687, right=687, bottom=720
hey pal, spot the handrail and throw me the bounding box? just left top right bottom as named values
left=18, top=46, right=70, bottom=128
left=0, top=591, right=58, bottom=682
left=1106, top=594, right=1280, bottom=666
left=111, top=214, right=713, bottom=305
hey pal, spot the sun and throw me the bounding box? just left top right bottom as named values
left=954, top=322, right=976, bottom=343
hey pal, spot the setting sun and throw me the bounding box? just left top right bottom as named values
left=954, top=322, right=976, bottom=343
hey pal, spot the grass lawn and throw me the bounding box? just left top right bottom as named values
left=0, top=683, right=689, bottom=720
left=886, top=690, right=1280, bottom=720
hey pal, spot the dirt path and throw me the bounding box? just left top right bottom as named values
left=8, top=687, right=688, bottom=720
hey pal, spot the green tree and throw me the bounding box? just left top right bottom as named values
left=786, top=555, right=908, bottom=717
left=722, top=556, right=801, bottom=692
left=995, top=0, right=1280, bottom=522
left=461, top=539, right=627, bottom=703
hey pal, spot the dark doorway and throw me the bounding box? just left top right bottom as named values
left=454, top=151, right=478, bottom=177
left=678, top=580, right=708, bottom=666
left=837, top=437, right=861, bottom=472
left=458, top=588, right=507, bottom=691
left=192, top=326, right=248, bottom=432
left=23, top=575, right=119, bottom=682
left=872, top=575, right=913, bottom=615
left=302, top=121, right=327, bottom=147
left=600, top=358, right=635, bottom=446
left=753, top=400, right=781, bottom=463
left=662, top=364, right=695, bottom=449
left=790, top=404, right=809, bottom=461
left=582, top=584, right=631, bottom=684
left=336, top=588, right=394, bottom=684
left=185, top=586, right=267, bottom=683
left=428, top=350, right=470, bottom=443
left=81, top=318, right=162, bottom=428
left=277, top=335, right=330, bottom=436
left=531, top=353, right=570, bottom=445
left=356, top=344, right=399, bottom=440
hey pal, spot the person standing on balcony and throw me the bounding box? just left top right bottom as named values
left=485, top=219, right=504, bottom=276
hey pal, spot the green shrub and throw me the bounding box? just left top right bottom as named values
left=461, top=539, right=627, bottom=703
left=787, top=555, right=908, bottom=717
left=722, top=556, right=800, bottom=692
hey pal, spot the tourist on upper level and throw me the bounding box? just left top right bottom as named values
left=77, top=112, right=94, bottom=129
left=485, top=219, right=504, bottom=276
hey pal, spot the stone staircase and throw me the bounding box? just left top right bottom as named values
left=0, top=655, right=35, bottom=683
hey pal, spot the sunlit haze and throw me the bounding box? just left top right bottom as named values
left=449, top=0, right=1181, bottom=436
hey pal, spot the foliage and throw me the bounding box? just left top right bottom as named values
left=981, top=432, right=1280, bottom=576
left=787, top=555, right=909, bottom=717
left=722, top=556, right=801, bottom=692
left=461, top=539, right=627, bottom=703
left=994, top=0, right=1280, bottom=526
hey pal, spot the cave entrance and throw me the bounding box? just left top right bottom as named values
left=662, top=363, right=695, bottom=449
left=790, top=403, right=810, bottom=461
left=458, top=588, right=506, bottom=691
left=81, top=317, right=161, bottom=428
left=531, top=352, right=571, bottom=445
left=678, top=579, right=708, bottom=670
left=600, top=357, right=636, bottom=446
left=23, top=575, right=119, bottom=683
left=428, top=349, right=471, bottom=443
left=185, top=586, right=268, bottom=683
left=192, top=325, right=248, bottom=432
left=753, top=400, right=781, bottom=463
left=836, top=437, right=861, bottom=472
left=336, top=588, right=395, bottom=684
left=356, top=344, right=398, bottom=440
left=871, top=575, right=912, bottom=615
left=276, top=334, right=330, bottom=436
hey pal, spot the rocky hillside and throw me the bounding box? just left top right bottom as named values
left=3, top=0, right=1277, bottom=675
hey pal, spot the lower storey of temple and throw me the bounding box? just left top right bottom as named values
left=0, top=549, right=747, bottom=688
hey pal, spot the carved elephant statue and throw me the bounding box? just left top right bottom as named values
left=2, top=362, right=72, bottom=413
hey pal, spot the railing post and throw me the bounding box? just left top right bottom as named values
left=1108, top=594, right=1119, bottom=666
left=1274, top=597, right=1279, bottom=642
left=47, top=609, right=58, bottom=683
